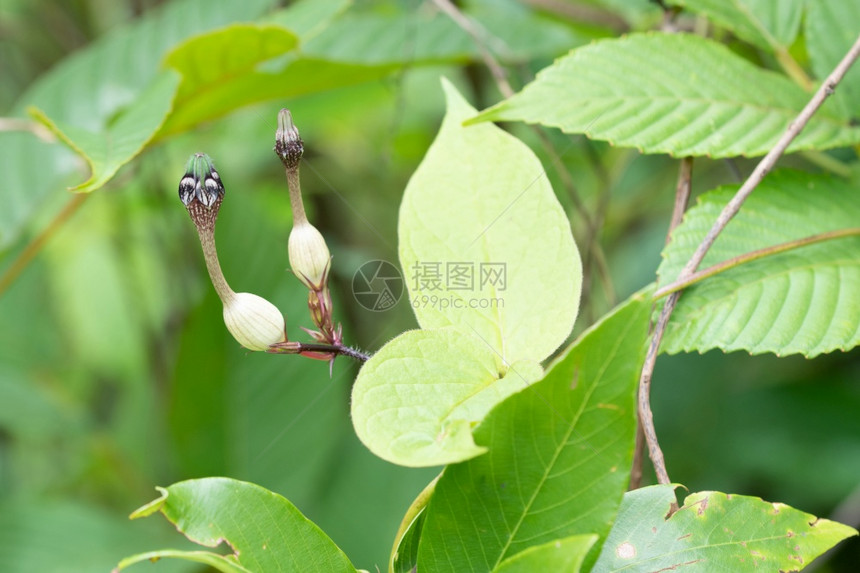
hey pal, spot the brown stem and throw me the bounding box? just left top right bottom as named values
left=677, top=35, right=860, bottom=282
left=636, top=33, right=860, bottom=502
left=667, top=157, right=693, bottom=244
left=522, top=0, right=629, bottom=32
left=195, top=224, right=234, bottom=304
left=286, top=166, right=307, bottom=224
left=431, top=0, right=514, bottom=98
left=631, top=157, right=692, bottom=491
left=267, top=340, right=369, bottom=363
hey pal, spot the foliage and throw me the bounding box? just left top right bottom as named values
left=1, top=0, right=859, bottom=571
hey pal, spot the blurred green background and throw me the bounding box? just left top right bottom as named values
left=1, top=0, right=858, bottom=571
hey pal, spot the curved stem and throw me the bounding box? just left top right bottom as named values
left=286, top=166, right=307, bottom=224
left=194, top=224, right=234, bottom=303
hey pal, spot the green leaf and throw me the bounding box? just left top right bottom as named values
left=116, top=550, right=250, bottom=573
left=351, top=328, right=543, bottom=467
left=302, top=1, right=585, bottom=65
left=416, top=290, right=651, bottom=572
left=399, top=79, right=581, bottom=364
left=158, top=57, right=399, bottom=137
left=122, top=477, right=356, bottom=572
left=166, top=24, right=299, bottom=101
left=806, top=0, right=860, bottom=119
left=665, top=0, right=803, bottom=52
left=658, top=170, right=860, bottom=357
left=494, top=535, right=597, bottom=573
left=29, top=70, right=180, bottom=193
left=470, top=33, right=860, bottom=158
left=591, top=484, right=859, bottom=572
left=0, top=0, right=278, bottom=249
left=158, top=24, right=299, bottom=134
left=390, top=476, right=438, bottom=573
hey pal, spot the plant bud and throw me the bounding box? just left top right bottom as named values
left=288, top=221, right=331, bottom=290
left=274, top=109, right=304, bottom=170
left=222, top=292, right=287, bottom=351
left=179, top=153, right=225, bottom=232
left=179, top=153, right=224, bottom=208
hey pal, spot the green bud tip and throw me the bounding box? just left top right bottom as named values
left=274, top=109, right=304, bottom=170
left=179, top=153, right=224, bottom=208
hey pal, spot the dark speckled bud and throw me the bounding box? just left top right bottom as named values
left=179, top=153, right=224, bottom=208
left=274, top=109, right=304, bottom=170
left=179, top=153, right=225, bottom=232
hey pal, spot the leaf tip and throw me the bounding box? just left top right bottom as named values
left=130, top=486, right=169, bottom=520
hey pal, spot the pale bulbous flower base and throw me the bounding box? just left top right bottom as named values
left=222, top=292, right=287, bottom=351
left=288, top=221, right=331, bottom=290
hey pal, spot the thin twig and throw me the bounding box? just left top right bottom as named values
left=678, top=35, right=860, bottom=281
left=667, top=157, right=693, bottom=243
left=267, top=340, right=370, bottom=362
left=0, top=194, right=89, bottom=297
left=431, top=0, right=515, bottom=98
left=522, top=0, right=629, bottom=33
left=631, top=156, right=694, bottom=490
left=637, top=33, right=860, bottom=497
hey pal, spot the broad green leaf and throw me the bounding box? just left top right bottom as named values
left=658, top=170, right=860, bottom=357
left=123, top=478, right=356, bottom=572
left=158, top=24, right=299, bottom=134
left=470, top=33, right=860, bottom=158
left=417, top=290, right=651, bottom=572
left=157, top=58, right=399, bottom=137
left=351, top=328, right=543, bottom=467
left=0, top=0, right=278, bottom=249
left=302, top=0, right=585, bottom=65
left=806, top=0, right=860, bottom=119
left=399, top=79, right=581, bottom=364
left=591, top=485, right=858, bottom=572
left=29, top=70, right=180, bottom=193
left=165, top=25, right=299, bottom=101
left=665, top=0, right=803, bottom=52
left=494, top=535, right=597, bottom=573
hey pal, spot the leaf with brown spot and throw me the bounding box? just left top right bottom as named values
left=591, top=485, right=857, bottom=572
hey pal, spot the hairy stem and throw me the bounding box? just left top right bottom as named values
left=286, top=166, right=307, bottom=224
left=267, top=340, right=370, bottom=363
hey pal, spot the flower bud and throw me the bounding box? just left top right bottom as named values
left=288, top=221, right=331, bottom=290
left=179, top=153, right=225, bottom=233
left=179, top=153, right=224, bottom=208
left=274, top=109, right=303, bottom=170
left=222, top=292, right=287, bottom=351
